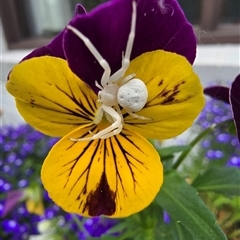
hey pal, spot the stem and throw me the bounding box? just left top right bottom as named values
left=172, top=118, right=233, bottom=169
left=71, top=214, right=90, bottom=238
left=172, top=127, right=214, bottom=169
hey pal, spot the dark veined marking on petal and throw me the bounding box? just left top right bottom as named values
left=57, top=81, right=92, bottom=118
left=75, top=139, right=103, bottom=210
left=161, top=91, right=180, bottom=104
left=122, top=112, right=130, bottom=119
left=61, top=137, right=101, bottom=211
left=66, top=80, right=97, bottom=118
left=19, top=86, right=91, bottom=120
left=83, top=172, right=116, bottom=216
left=49, top=120, right=80, bottom=126
left=39, top=94, right=91, bottom=120
left=57, top=125, right=98, bottom=188
left=58, top=128, right=150, bottom=216
left=61, top=131, right=104, bottom=211
left=114, top=132, right=149, bottom=193
left=49, top=116, right=91, bottom=125
left=161, top=90, right=172, bottom=97
left=36, top=116, right=87, bottom=127
left=109, top=136, right=126, bottom=204
left=145, top=84, right=169, bottom=106
left=158, top=79, right=164, bottom=86
left=126, top=122, right=152, bottom=127
left=77, top=90, right=97, bottom=118
left=65, top=77, right=97, bottom=115
left=80, top=87, right=97, bottom=113
left=14, top=76, right=95, bottom=120
left=83, top=140, right=116, bottom=216
left=56, top=81, right=95, bottom=118
left=161, top=81, right=187, bottom=104
left=74, top=138, right=116, bottom=216
left=146, top=80, right=189, bottom=106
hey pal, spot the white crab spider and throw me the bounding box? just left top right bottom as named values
left=67, top=1, right=150, bottom=141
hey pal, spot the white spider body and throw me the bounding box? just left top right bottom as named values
left=67, top=1, right=150, bottom=141
left=117, top=79, right=148, bottom=112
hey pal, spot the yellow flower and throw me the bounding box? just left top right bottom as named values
left=6, top=0, right=204, bottom=218
left=6, top=49, right=204, bottom=217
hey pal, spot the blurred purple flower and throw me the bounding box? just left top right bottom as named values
left=163, top=211, right=171, bottom=224
left=198, top=97, right=239, bottom=167
left=204, top=74, right=240, bottom=145
left=217, top=133, right=231, bottom=143
left=226, top=156, right=240, bottom=168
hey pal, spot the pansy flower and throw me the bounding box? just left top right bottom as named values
left=6, top=0, right=204, bottom=217
left=204, top=74, right=240, bottom=144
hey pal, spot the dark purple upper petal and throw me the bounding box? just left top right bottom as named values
left=22, top=4, right=88, bottom=61
left=74, top=4, right=87, bottom=15
left=230, top=74, right=240, bottom=144
left=64, top=0, right=196, bottom=92
left=22, top=33, right=65, bottom=61
left=204, top=86, right=230, bottom=104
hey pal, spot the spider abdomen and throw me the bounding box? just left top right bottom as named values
left=117, top=79, right=148, bottom=112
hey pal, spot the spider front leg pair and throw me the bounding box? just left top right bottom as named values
left=67, top=0, right=136, bottom=89
left=68, top=1, right=150, bottom=142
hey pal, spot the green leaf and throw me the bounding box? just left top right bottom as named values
left=157, top=145, right=191, bottom=158
left=104, top=216, right=144, bottom=240
left=156, top=171, right=227, bottom=240
left=173, top=221, right=194, bottom=240
left=155, top=214, right=194, bottom=240
left=192, top=167, right=240, bottom=196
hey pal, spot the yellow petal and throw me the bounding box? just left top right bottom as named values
left=41, top=124, right=163, bottom=218
left=6, top=56, right=98, bottom=136
left=26, top=199, right=45, bottom=216
left=25, top=185, right=45, bottom=215
left=124, top=50, right=205, bottom=139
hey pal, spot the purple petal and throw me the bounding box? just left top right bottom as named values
left=2, top=190, right=25, bottom=217
left=74, top=4, right=87, bottom=15
left=22, top=33, right=65, bottom=61
left=204, top=86, right=230, bottom=104
left=230, top=74, right=240, bottom=144
left=22, top=4, right=87, bottom=62
left=64, top=0, right=196, bottom=92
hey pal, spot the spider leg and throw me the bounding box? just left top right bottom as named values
left=100, top=105, right=123, bottom=139
left=69, top=105, right=122, bottom=141
left=95, top=80, right=103, bottom=90
left=115, top=104, right=124, bottom=124
left=125, top=108, right=152, bottom=120
left=120, top=73, right=136, bottom=85
left=109, top=1, right=137, bottom=84
left=67, top=25, right=111, bottom=87
left=97, top=105, right=122, bottom=139
left=100, top=126, right=122, bottom=139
